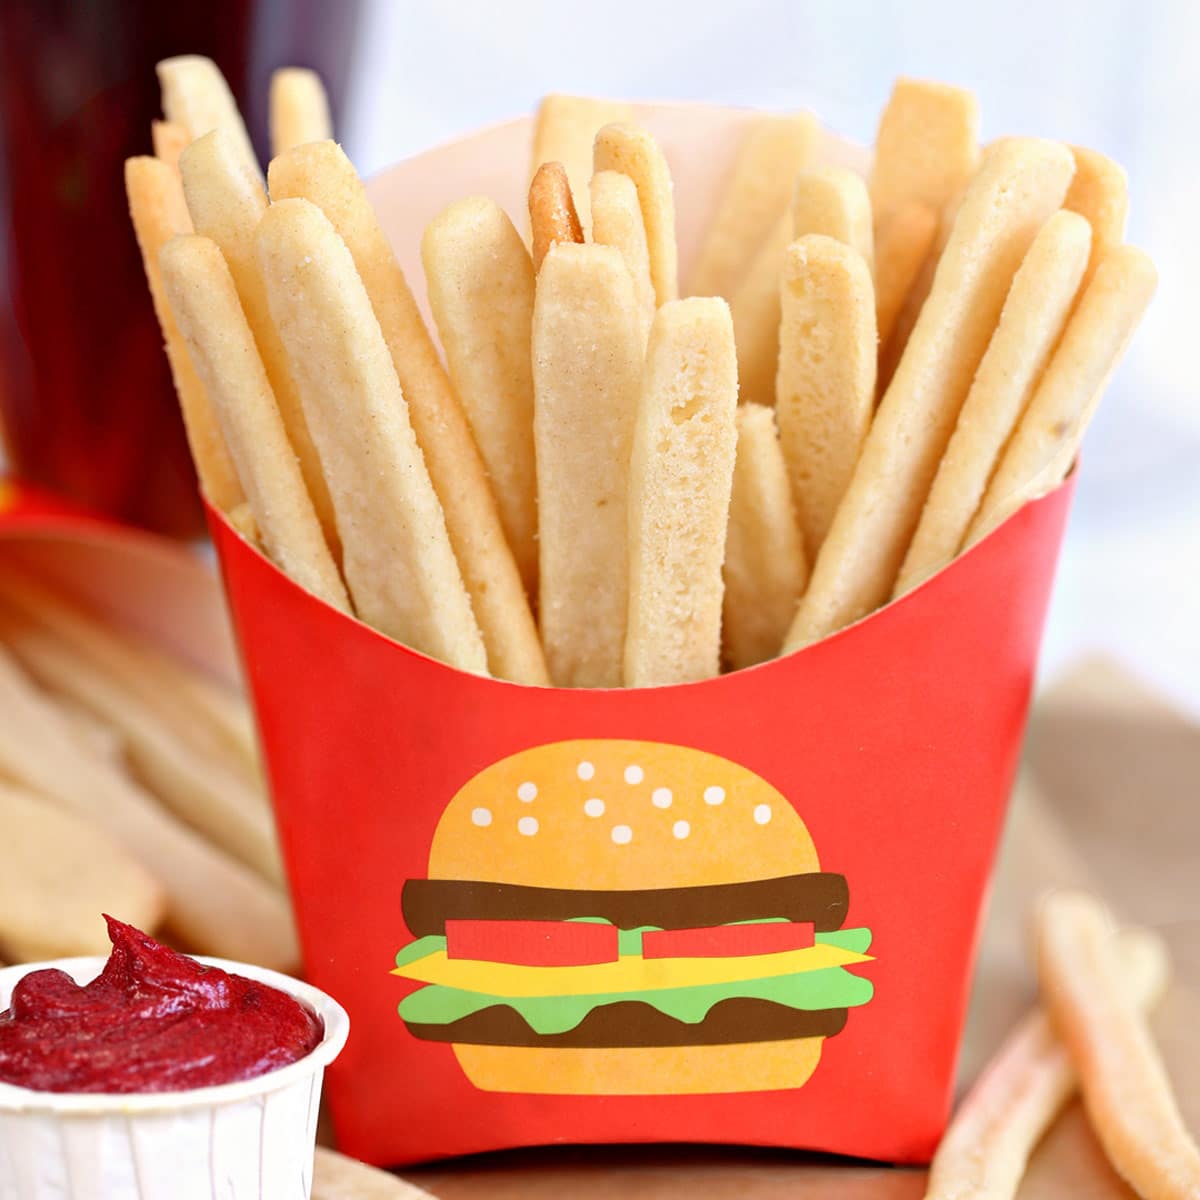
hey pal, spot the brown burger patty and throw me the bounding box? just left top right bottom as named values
left=404, top=998, right=848, bottom=1048
left=402, top=873, right=849, bottom=937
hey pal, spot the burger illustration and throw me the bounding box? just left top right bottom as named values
left=392, top=739, right=873, bottom=1095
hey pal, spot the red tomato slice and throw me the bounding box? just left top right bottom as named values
left=445, top=920, right=619, bottom=966
left=642, top=923, right=815, bottom=959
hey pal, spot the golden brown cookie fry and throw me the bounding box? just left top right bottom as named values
left=124, top=157, right=243, bottom=512
left=529, top=161, right=583, bottom=271
left=594, top=122, right=678, bottom=305
left=531, top=93, right=634, bottom=236
left=783, top=139, right=1075, bottom=651
left=157, top=55, right=259, bottom=180
left=533, top=243, right=643, bottom=687
left=776, top=236, right=877, bottom=557
left=160, top=233, right=350, bottom=614
left=969, top=243, right=1157, bottom=544
left=688, top=112, right=819, bottom=300
left=873, top=200, right=938, bottom=348
left=625, top=298, right=738, bottom=687
left=151, top=119, right=189, bottom=172
left=269, top=142, right=545, bottom=685
left=0, top=781, right=166, bottom=963
left=1038, top=891, right=1200, bottom=1200
left=924, top=926, right=1169, bottom=1200
left=269, top=66, right=332, bottom=156
left=591, top=168, right=656, bottom=339
left=255, top=199, right=488, bottom=674
left=422, top=196, right=539, bottom=600
left=896, top=210, right=1091, bottom=594
left=1066, top=145, right=1128, bottom=288
left=722, top=403, right=808, bottom=671
left=180, top=130, right=339, bottom=558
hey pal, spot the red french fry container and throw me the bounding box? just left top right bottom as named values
left=205, top=104, right=1078, bottom=1168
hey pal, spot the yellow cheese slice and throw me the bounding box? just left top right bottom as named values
left=391, top=942, right=872, bottom=998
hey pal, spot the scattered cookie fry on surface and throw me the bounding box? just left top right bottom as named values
left=270, top=142, right=545, bottom=685
left=529, top=161, right=583, bottom=271
left=688, top=112, right=819, bottom=300
left=124, top=156, right=243, bottom=513
left=269, top=66, right=333, bottom=157
left=533, top=243, right=643, bottom=688
left=594, top=121, right=679, bottom=306
left=422, top=196, right=540, bottom=599
left=776, top=235, right=876, bottom=558
left=624, top=298, right=738, bottom=687
left=969, top=243, right=1157, bottom=545
left=873, top=200, right=938, bottom=348
left=156, top=55, right=260, bottom=181
left=722, top=404, right=808, bottom=671
left=1037, top=891, right=1200, bottom=1200
left=1065, top=145, right=1129, bottom=287
left=896, top=210, right=1091, bottom=594
left=159, top=233, right=350, bottom=613
left=591, top=168, right=657, bottom=339
left=255, top=199, right=488, bottom=674
left=784, top=138, right=1075, bottom=651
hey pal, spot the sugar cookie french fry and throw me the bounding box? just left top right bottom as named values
left=896, top=210, right=1092, bottom=595
left=591, top=168, right=656, bottom=339
left=594, top=122, right=678, bottom=305
left=722, top=404, right=808, bottom=671
left=529, top=161, right=583, bottom=271
left=422, top=196, right=539, bottom=599
left=925, top=926, right=1169, bottom=1200
left=255, top=198, right=488, bottom=674
left=156, top=55, right=259, bottom=181
left=151, top=119, right=189, bottom=173
left=1038, top=891, right=1200, bottom=1200
left=227, top=499, right=260, bottom=546
left=125, top=157, right=243, bottom=513
left=870, top=77, right=979, bottom=225
left=873, top=200, right=938, bottom=348
left=0, top=646, right=298, bottom=971
left=783, top=139, right=1075, bottom=651
left=531, top=93, right=634, bottom=235
left=269, top=142, right=545, bottom=684
left=0, top=614, right=284, bottom=887
left=688, top=112, right=819, bottom=300
left=1066, top=146, right=1128, bottom=288
left=58, top=696, right=124, bottom=762
left=729, top=212, right=791, bottom=405
left=776, top=236, right=876, bottom=558
left=160, top=234, right=351, bottom=613
left=625, top=299, right=738, bottom=687
left=0, top=782, right=166, bottom=963
left=269, top=67, right=332, bottom=157
left=533, top=243, right=643, bottom=688
left=180, top=130, right=339, bottom=558
left=970, top=244, right=1157, bottom=545
left=792, top=166, right=874, bottom=274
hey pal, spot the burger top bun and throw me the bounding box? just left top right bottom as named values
left=428, top=740, right=818, bottom=890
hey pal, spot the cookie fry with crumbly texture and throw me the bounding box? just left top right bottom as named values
left=422, top=196, right=539, bottom=600
left=124, top=157, right=243, bottom=513
left=722, top=404, right=808, bottom=671
left=159, top=234, right=350, bottom=613
left=256, top=199, right=488, bottom=674
left=269, top=67, right=332, bottom=156
left=625, top=298, right=738, bottom=688
left=157, top=55, right=260, bottom=181
left=968, top=243, right=1156, bottom=545
left=1065, top=145, right=1129, bottom=288
left=529, top=161, right=583, bottom=271
left=873, top=200, right=938, bottom=347
left=594, top=122, right=678, bottom=305
left=591, top=168, right=656, bottom=339
left=533, top=243, right=643, bottom=688
left=1037, top=891, right=1200, bottom=1200
left=271, top=142, right=545, bottom=685
left=784, top=138, right=1076, bottom=651
left=896, top=210, right=1091, bottom=595
left=688, top=112, right=819, bottom=300
left=531, top=93, right=634, bottom=236
left=776, top=236, right=876, bottom=557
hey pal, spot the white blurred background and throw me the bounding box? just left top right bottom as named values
left=340, top=0, right=1199, bottom=711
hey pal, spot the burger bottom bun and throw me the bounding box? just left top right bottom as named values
left=453, top=1036, right=823, bottom=1095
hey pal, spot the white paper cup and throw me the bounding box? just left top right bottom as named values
left=0, top=957, right=349, bottom=1200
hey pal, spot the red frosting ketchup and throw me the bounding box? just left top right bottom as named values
left=0, top=917, right=323, bottom=1093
